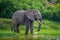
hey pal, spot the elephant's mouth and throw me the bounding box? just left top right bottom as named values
left=35, top=18, right=37, bottom=20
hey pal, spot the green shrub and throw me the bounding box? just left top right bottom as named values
left=42, top=4, right=60, bottom=21
left=0, top=0, right=43, bottom=18
left=0, top=0, right=60, bottom=21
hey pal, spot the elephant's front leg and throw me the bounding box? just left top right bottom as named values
left=25, top=20, right=30, bottom=35
left=30, top=21, right=34, bottom=35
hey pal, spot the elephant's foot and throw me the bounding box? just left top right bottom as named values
left=37, top=28, right=41, bottom=31
left=30, top=31, right=33, bottom=35
left=14, top=30, right=20, bottom=33
left=17, top=31, right=20, bottom=33
left=25, top=33, right=28, bottom=35
left=14, top=31, right=20, bottom=33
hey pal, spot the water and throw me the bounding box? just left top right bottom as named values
left=48, top=38, right=60, bottom=40
left=0, top=34, right=60, bottom=40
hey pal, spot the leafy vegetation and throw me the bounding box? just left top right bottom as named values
left=0, top=0, right=60, bottom=21
left=0, top=18, right=60, bottom=40
left=0, top=18, right=60, bottom=35
left=0, top=0, right=60, bottom=40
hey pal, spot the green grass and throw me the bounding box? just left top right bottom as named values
left=0, top=18, right=60, bottom=40
left=0, top=18, right=60, bottom=34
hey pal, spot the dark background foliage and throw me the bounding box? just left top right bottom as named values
left=0, top=0, right=60, bottom=21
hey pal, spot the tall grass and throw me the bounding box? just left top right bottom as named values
left=0, top=18, right=60, bottom=36
left=0, top=18, right=60, bottom=40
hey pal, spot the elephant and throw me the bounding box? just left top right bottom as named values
left=12, top=10, right=42, bottom=35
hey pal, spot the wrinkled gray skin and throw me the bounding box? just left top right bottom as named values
left=12, top=10, right=42, bottom=35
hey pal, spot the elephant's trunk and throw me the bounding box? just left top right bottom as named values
left=37, top=20, right=42, bottom=31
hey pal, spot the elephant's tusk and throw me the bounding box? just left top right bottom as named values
left=37, top=20, right=42, bottom=25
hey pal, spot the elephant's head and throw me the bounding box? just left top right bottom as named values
left=25, top=10, right=42, bottom=31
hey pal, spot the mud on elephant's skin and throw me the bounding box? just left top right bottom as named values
left=12, top=10, right=42, bottom=35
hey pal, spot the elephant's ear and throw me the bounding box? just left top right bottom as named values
left=25, top=11, right=34, bottom=21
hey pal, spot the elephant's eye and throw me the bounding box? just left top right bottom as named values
left=34, top=15, right=36, bottom=17
left=34, top=15, right=37, bottom=17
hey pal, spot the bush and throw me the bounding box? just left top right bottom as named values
left=0, top=0, right=60, bottom=22
left=0, top=0, right=15, bottom=18
left=0, top=0, right=43, bottom=18
left=41, top=3, right=60, bottom=22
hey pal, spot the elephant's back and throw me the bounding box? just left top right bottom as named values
left=12, top=10, right=26, bottom=24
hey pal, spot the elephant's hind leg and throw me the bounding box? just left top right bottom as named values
left=13, top=23, right=20, bottom=33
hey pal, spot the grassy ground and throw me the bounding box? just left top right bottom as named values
left=0, top=18, right=60, bottom=40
